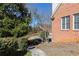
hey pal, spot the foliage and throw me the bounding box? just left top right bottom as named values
left=0, top=4, right=32, bottom=37
left=0, top=37, right=28, bottom=56
left=17, top=37, right=28, bottom=51
left=0, top=38, right=18, bottom=55
left=40, top=31, right=49, bottom=42
left=24, top=51, right=32, bottom=56
left=0, top=3, right=32, bottom=55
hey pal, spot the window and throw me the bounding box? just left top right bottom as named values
left=73, top=13, right=79, bottom=30
left=61, top=16, right=70, bottom=30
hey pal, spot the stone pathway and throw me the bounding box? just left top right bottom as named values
left=30, top=48, right=46, bottom=56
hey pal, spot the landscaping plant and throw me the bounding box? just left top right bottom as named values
left=0, top=4, right=32, bottom=56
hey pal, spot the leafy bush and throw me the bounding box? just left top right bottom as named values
left=0, top=38, right=18, bottom=55
left=17, top=37, right=28, bottom=51
left=0, top=37, right=28, bottom=56
left=0, top=4, right=32, bottom=56
left=40, top=31, right=49, bottom=42
left=24, top=51, right=32, bottom=56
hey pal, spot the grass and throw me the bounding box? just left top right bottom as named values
left=24, top=51, right=32, bottom=56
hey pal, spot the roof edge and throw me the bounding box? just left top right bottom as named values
left=52, top=3, right=62, bottom=18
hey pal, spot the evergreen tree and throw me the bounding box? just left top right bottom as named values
left=0, top=4, right=32, bottom=37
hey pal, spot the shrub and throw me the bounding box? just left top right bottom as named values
left=0, top=37, right=28, bottom=56
left=17, top=37, right=28, bottom=51
left=40, top=31, right=49, bottom=42
left=24, top=51, right=32, bottom=56
left=0, top=4, right=31, bottom=56
left=0, top=38, right=18, bottom=56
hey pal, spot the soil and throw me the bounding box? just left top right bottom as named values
left=36, top=42, right=79, bottom=56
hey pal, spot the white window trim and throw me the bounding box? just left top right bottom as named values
left=73, top=15, right=79, bottom=30
left=61, top=17, right=70, bottom=30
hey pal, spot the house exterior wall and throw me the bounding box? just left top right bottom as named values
left=52, top=3, right=79, bottom=43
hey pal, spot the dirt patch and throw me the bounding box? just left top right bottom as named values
left=36, top=42, right=79, bottom=56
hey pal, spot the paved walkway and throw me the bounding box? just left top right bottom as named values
left=30, top=48, right=46, bottom=56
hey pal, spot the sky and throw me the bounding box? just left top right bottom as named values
left=26, top=3, right=52, bottom=27
left=52, top=3, right=59, bottom=14
left=52, top=3, right=58, bottom=12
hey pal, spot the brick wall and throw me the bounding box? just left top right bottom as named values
left=52, top=3, right=79, bottom=43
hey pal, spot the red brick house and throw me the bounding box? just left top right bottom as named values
left=52, top=3, right=79, bottom=43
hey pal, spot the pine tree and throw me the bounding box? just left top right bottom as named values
left=0, top=4, right=32, bottom=37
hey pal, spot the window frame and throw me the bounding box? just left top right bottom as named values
left=73, top=13, right=79, bottom=30
left=61, top=16, right=70, bottom=30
